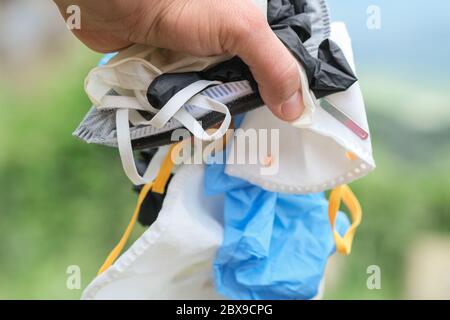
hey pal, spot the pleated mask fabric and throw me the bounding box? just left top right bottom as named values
left=82, top=164, right=225, bottom=300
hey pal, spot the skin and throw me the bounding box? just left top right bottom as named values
left=53, top=0, right=304, bottom=121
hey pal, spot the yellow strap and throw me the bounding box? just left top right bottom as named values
left=328, top=185, right=362, bottom=255
left=97, top=146, right=176, bottom=275
left=152, top=146, right=176, bottom=194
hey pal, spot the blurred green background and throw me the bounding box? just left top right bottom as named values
left=0, top=0, right=449, bottom=299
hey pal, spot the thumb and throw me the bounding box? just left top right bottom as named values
left=229, top=12, right=304, bottom=121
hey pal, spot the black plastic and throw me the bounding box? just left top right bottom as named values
left=147, top=0, right=357, bottom=108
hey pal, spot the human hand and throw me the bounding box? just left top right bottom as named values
left=54, top=0, right=304, bottom=121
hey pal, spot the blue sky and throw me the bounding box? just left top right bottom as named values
left=327, top=0, right=450, bottom=82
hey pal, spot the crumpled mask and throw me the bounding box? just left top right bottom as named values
left=73, top=0, right=358, bottom=186
left=225, top=22, right=375, bottom=193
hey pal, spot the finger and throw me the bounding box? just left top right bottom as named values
left=226, top=7, right=304, bottom=121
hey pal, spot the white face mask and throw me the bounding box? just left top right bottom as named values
left=82, top=163, right=225, bottom=300
left=224, top=22, right=376, bottom=193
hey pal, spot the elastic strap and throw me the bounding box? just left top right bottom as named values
left=117, top=87, right=231, bottom=185
left=116, top=109, right=149, bottom=186
left=148, top=80, right=222, bottom=129
left=173, top=94, right=231, bottom=141
left=328, top=185, right=362, bottom=255
left=97, top=146, right=176, bottom=275
left=142, top=146, right=170, bottom=182
left=128, top=94, right=231, bottom=141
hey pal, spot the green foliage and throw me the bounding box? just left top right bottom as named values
left=326, top=100, right=450, bottom=299
left=0, top=47, right=141, bottom=299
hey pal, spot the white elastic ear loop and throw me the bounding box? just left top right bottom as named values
left=142, top=145, right=170, bottom=182
left=116, top=108, right=150, bottom=186
left=148, top=80, right=222, bottom=129
left=127, top=93, right=231, bottom=141
left=173, top=94, right=231, bottom=141
left=128, top=80, right=231, bottom=141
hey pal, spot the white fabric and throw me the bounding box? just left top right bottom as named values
left=82, top=164, right=225, bottom=300
left=82, top=158, right=325, bottom=300
left=125, top=81, right=232, bottom=140
left=225, top=22, right=376, bottom=193
left=116, top=109, right=146, bottom=186
left=85, top=47, right=227, bottom=110
left=115, top=80, right=232, bottom=186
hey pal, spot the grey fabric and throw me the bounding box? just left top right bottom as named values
left=74, top=81, right=254, bottom=147
left=73, top=107, right=117, bottom=147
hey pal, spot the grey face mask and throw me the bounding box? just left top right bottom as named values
left=73, top=80, right=257, bottom=149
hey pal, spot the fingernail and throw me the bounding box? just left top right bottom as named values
left=281, top=91, right=303, bottom=121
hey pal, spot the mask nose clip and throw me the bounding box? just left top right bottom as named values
left=320, top=99, right=369, bottom=140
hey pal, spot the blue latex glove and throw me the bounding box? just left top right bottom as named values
left=205, top=160, right=350, bottom=300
